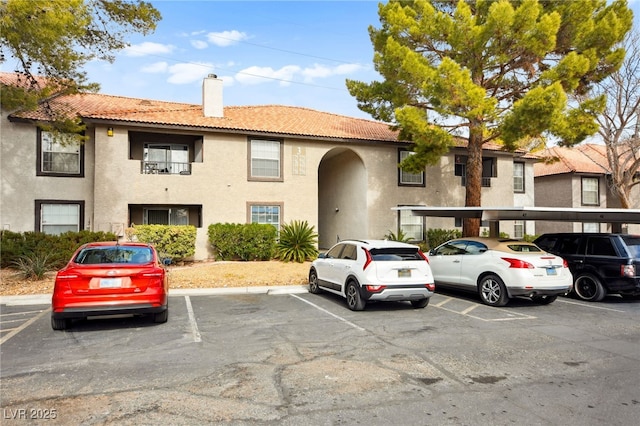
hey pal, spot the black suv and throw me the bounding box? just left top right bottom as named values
left=534, top=233, right=640, bottom=301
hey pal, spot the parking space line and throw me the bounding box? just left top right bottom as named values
left=556, top=298, right=626, bottom=313
left=290, top=294, right=366, bottom=332
left=433, top=297, right=453, bottom=307
left=1, top=309, right=46, bottom=317
left=460, top=305, right=478, bottom=315
left=0, top=308, right=49, bottom=346
left=184, top=296, right=202, bottom=343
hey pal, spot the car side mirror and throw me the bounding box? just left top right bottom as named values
left=318, top=252, right=327, bottom=259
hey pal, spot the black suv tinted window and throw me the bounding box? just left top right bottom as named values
left=621, top=236, right=640, bottom=257
left=586, top=237, right=616, bottom=256
left=558, top=236, right=581, bottom=255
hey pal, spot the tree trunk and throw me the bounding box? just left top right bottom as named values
left=463, top=125, right=483, bottom=237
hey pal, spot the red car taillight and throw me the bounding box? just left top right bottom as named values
left=621, top=264, right=635, bottom=278
left=365, top=285, right=386, bottom=293
left=501, top=257, right=535, bottom=269
left=418, top=250, right=430, bottom=263
left=362, top=247, right=373, bottom=271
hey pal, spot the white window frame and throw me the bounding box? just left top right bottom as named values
left=40, top=202, right=81, bottom=234
left=39, top=130, right=81, bottom=175
left=399, top=207, right=424, bottom=241
left=250, top=139, right=282, bottom=180
left=581, top=177, right=599, bottom=205
left=249, top=204, right=281, bottom=231
left=582, top=222, right=600, bottom=233
left=513, top=162, right=525, bottom=193
left=513, top=220, right=525, bottom=239
left=399, top=150, right=424, bottom=185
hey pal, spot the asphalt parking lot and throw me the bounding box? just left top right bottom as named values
left=1, top=288, right=639, bottom=425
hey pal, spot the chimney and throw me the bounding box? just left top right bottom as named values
left=203, top=74, right=223, bottom=118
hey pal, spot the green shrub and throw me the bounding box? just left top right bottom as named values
left=276, top=220, right=318, bottom=263
left=126, top=225, right=196, bottom=261
left=1, top=230, right=117, bottom=271
left=208, top=223, right=277, bottom=261
left=383, top=229, right=413, bottom=242
left=425, top=228, right=462, bottom=250
left=12, top=253, right=52, bottom=280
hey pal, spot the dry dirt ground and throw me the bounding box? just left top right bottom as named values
left=0, top=261, right=311, bottom=296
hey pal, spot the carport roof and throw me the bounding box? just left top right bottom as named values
left=394, top=206, right=640, bottom=223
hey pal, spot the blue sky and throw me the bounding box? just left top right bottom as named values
left=6, top=1, right=640, bottom=121
left=84, top=0, right=382, bottom=119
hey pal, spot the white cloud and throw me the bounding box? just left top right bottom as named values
left=190, top=40, right=208, bottom=50
left=141, top=62, right=168, bottom=73
left=206, top=30, right=249, bottom=47
left=123, top=42, right=175, bottom=57
left=167, top=62, right=215, bottom=84
left=301, top=63, right=364, bottom=82
left=235, top=65, right=301, bottom=86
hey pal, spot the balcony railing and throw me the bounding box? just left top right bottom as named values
left=141, top=161, right=191, bottom=175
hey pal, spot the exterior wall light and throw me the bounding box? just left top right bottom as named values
left=107, top=127, right=114, bottom=137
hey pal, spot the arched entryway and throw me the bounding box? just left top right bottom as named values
left=317, top=148, right=367, bottom=249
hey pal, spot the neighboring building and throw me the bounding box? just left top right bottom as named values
left=1, top=72, right=537, bottom=259
left=534, top=144, right=640, bottom=234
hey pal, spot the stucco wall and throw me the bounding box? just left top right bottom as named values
left=0, top=113, right=95, bottom=233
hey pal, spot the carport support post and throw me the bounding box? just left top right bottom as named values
left=489, top=221, right=500, bottom=238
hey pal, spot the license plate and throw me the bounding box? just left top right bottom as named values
left=398, top=269, right=411, bottom=278
left=546, top=268, right=557, bottom=276
left=99, top=278, right=122, bottom=288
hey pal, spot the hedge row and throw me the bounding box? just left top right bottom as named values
left=207, top=223, right=277, bottom=261
left=0, top=230, right=117, bottom=269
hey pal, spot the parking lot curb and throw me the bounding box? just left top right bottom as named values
left=0, top=286, right=309, bottom=306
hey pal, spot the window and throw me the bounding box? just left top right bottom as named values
left=37, top=130, right=83, bottom=176
left=129, top=204, right=201, bottom=227
left=513, top=220, right=525, bottom=239
left=249, top=139, right=282, bottom=180
left=513, top=162, right=525, bottom=192
left=582, top=177, right=599, bottom=205
left=143, top=144, right=190, bottom=174
left=454, top=155, right=495, bottom=187
left=398, top=150, right=424, bottom=186
left=144, top=207, right=189, bottom=225
left=35, top=200, right=84, bottom=235
left=582, top=222, right=600, bottom=233
left=399, top=207, right=424, bottom=241
left=249, top=204, right=281, bottom=230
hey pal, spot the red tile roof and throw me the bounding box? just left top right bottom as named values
left=2, top=71, right=531, bottom=155
left=534, top=144, right=612, bottom=176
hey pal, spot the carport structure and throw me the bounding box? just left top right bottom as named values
left=394, top=206, right=640, bottom=237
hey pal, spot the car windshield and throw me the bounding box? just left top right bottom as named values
left=74, top=246, right=153, bottom=264
left=621, top=236, right=640, bottom=257
left=369, top=247, right=422, bottom=261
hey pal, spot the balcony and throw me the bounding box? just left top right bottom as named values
left=141, top=161, right=191, bottom=175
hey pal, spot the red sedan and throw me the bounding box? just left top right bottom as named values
left=51, top=241, right=169, bottom=330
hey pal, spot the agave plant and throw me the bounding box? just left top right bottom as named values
left=383, top=229, right=412, bottom=243
left=276, top=220, right=318, bottom=263
left=12, top=252, right=52, bottom=280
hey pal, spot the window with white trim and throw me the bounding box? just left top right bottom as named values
left=399, top=207, right=424, bottom=241
left=399, top=150, right=424, bottom=186
left=38, top=130, right=82, bottom=175
left=513, top=220, right=524, bottom=238
left=581, top=177, right=599, bottom=205
left=583, top=222, right=600, bottom=233
left=143, top=144, right=190, bottom=174
left=36, top=201, right=82, bottom=234
left=513, top=162, right=524, bottom=193
left=250, top=204, right=281, bottom=231
left=250, top=139, right=281, bottom=179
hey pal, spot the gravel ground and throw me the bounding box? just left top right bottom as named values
left=0, top=261, right=311, bottom=296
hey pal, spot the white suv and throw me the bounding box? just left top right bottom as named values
left=308, top=240, right=435, bottom=311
